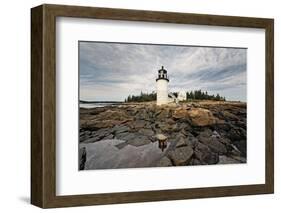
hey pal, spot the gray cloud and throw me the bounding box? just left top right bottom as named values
left=79, top=41, right=247, bottom=101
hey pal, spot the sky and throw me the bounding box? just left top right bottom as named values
left=79, top=41, right=247, bottom=102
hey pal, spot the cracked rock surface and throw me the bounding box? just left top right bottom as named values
left=79, top=101, right=246, bottom=170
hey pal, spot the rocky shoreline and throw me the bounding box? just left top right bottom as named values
left=79, top=101, right=246, bottom=170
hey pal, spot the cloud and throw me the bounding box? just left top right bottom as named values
left=79, top=41, right=247, bottom=101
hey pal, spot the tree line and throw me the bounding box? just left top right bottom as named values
left=125, top=90, right=226, bottom=102
left=186, top=90, right=226, bottom=101
left=125, top=92, right=156, bottom=102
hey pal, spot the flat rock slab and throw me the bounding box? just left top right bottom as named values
left=175, top=137, right=187, bottom=148
left=128, top=135, right=151, bottom=147
left=112, top=125, right=131, bottom=134
left=218, top=155, right=241, bottom=164
left=115, top=132, right=136, bottom=141
left=194, top=142, right=219, bottom=164
left=156, top=156, right=173, bottom=167
left=198, top=132, right=227, bottom=155
left=139, top=128, right=154, bottom=136
left=188, top=108, right=218, bottom=126
left=168, top=146, right=194, bottom=166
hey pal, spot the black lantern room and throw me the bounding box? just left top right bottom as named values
left=156, top=66, right=169, bottom=82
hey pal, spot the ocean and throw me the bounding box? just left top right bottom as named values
left=80, top=102, right=121, bottom=108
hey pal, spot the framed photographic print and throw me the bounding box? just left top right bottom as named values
left=31, top=4, right=274, bottom=208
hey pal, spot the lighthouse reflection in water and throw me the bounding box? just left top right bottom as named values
left=158, top=139, right=168, bottom=152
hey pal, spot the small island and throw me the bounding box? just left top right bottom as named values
left=79, top=66, right=246, bottom=170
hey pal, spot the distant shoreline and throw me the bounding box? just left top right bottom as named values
left=79, top=100, right=246, bottom=109
left=79, top=100, right=246, bottom=105
left=80, top=100, right=124, bottom=104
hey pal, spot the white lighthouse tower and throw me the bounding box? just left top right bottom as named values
left=156, top=66, right=169, bottom=105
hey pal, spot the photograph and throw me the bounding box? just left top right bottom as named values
left=29, top=3, right=274, bottom=208
left=78, top=41, right=247, bottom=170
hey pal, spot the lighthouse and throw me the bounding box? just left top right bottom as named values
left=156, top=66, right=169, bottom=105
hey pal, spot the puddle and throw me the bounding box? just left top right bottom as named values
left=80, top=139, right=170, bottom=170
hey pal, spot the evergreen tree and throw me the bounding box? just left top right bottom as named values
left=190, top=91, right=194, bottom=99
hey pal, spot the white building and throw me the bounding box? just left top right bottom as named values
left=178, top=91, right=187, bottom=101
left=156, top=66, right=169, bottom=105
